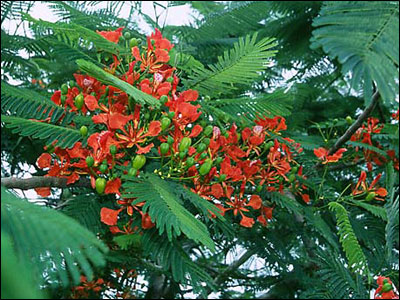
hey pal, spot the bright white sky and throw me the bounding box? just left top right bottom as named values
left=3, top=1, right=197, bottom=36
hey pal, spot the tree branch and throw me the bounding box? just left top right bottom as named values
left=316, top=91, right=380, bottom=168
left=330, top=91, right=380, bottom=155
left=1, top=176, right=91, bottom=190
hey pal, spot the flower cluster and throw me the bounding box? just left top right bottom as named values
left=34, top=27, right=311, bottom=234
left=350, top=117, right=398, bottom=171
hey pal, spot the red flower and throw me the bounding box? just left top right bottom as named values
left=96, top=27, right=124, bottom=44
left=37, top=153, right=52, bottom=169
left=105, top=178, right=122, bottom=195
left=100, top=207, right=123, bottom=226
left=35, top=187, right=51, bottom=197
left=374, top=276, right=398, bottom=299
left=314, top=147, right=347, bottom=164
left=352, top=171, right=387, bottom=201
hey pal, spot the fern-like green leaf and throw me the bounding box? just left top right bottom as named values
left=311, top=1, right=399, bottom=105
left=183, top=33, right=278, bottom=96
left=1, top=81, right=74, bottom=125
left=142, top=230, right=216, bottom=292
left=1, top=187, right=108, bottom=287
left=121, top=173, right=215, bottom=251
left=26, top=14, right=128, bottom=56
left=328, top=202, right=369, bottom=277
left=76, top=59, right=160, bottom=108
left=1, top=115, right=82, bottom=149
left=62, top=193, right=104, bottom=233
left=204, top=89, right=293, bottom=124
left=349, top=200, right=387, bottom=221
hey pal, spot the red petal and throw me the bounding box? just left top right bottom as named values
left=84, top=95, right=99, bottom=111
left=141, top=213, right=155, bottom=229
left=100, top=207, right=122, bottom=226
left=137, top=143, right=154, bottom=154
left=35, top=187, right=51, bottom=197
left=147, top=121, right=161, bottom=136
left=189, top=125, right=203, bottom=138
left=210, top=184, right=224, bottom=199
left=180, top=90, right=198, bottom=102
left=257, top=215, right=267, bottom=226
left=66, top=172, right=80, bottom=185
left=314, top=147, right=327, bottom=159
left=109, top=113, right=133, bottom=130
left=301, top=194, right=310, bottom=204
left=37, top=153, right=52, bottom=169
left=240, top=215, right=255, bottom=228
left=248, top=195, right=262, bottom=210
left=105, top=178, right=122, bottom=195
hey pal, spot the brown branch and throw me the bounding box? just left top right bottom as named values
left=316, top=91, right=380, bottom=168
left=1, top=176, right=91, bottom=190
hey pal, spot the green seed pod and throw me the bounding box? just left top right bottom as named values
left=196, top=143, right=207, bottom=153
left=288, top=174, right=296, bottom=183
left=264, top=141, right=275, bottom=151
left=291, top=166, right=299, bottom=174
left=129, top=37, right=138, bottom=48
left=144, top=112, right=151, bottom=120
left=110, top=145, right=117, bottom=155
left=74, top=93, right=84, bottom=110
left=69, top=80, right=76, bottom=87
left=99, top=163, right=108, bottom=174
left=85, top=156, right=94, bottom=168
left=203, top=125, right=213, bottom=137
left=80, top=125, right=88, bottom=137
left=160, top=95, right=168, bottom=104
left=128, top=167, right=137, bottom=177
left=179, top=150, right=188, bottom=159
left=166, top=76, right=173, bottom=83
left=61, top=95, right=67, bottom=105
left=167, top=136, right=174, bottom=145
left=168, top=111, right=175, bottom=119
left=160, top=143, right=170, bottom=155
left=256, top=184, right=263, bottom=193
left=219, top=174, right=227, bottom=182
left=199, top=152, right=208, bottom=160
left=382, top=283, right=393, bottom=293
left=179, top=137, right=191, bottom=152
left=124, top=32, right=131, bottom=39
left=199, top=159, right=212, bottom=176
left=366, top=192, right=376, bottom=201
left=346, top=116, right=353, bottom=125
left=61, top=83, right=68, bottom=95
left=215, top=157, right=223, bottom=165
left=203, top=138, right=210, bottom=146
left=102, top=159, right=108, bottom=165
left=132, top=155, right=146, bottom=170
left=161, top=117, right=171, bottom=131
left=95, top=178, right=107, bottom=194
left=223, top=131, right=229, bottom=138
left=186, top=157, right=195, bottom=168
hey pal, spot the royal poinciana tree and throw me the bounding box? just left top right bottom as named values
left=1, top=1, right=399, bottom=299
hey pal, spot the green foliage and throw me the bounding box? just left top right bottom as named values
left=1, top=231, right=46, bottom=299
left=328, top=202, right=369, bottom=277
left=61, top=192, right=104, bottom=233
left=311, top=1, right=399, bottom=105
left=1, top=187, right=108, bottom=287
left=183, top=33, right=278, bottom=96
left=1, top=115, right=83, bottom=149
left=122, top=173, right=216, bottom=251
left=203, top=89, right=293, bottom=124
left=142, top=230, right=216, bottom=292
left=1, top=81, right=74, bottom=125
